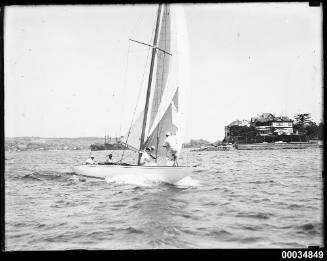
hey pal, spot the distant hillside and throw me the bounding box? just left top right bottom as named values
left=6, top=137, right=220, bottom=151
left=5, top=137, right=105, bottom=151
left=182, top=139, right=212, bottom=148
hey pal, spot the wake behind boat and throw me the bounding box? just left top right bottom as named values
left=72, top=4, right=192, bottom=183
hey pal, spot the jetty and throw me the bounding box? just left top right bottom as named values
left=235, top=141, right=322, bottom=150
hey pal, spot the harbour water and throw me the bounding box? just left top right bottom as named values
left=5, top=148, right=323, bottom=250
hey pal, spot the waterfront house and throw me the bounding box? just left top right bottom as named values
left=272, top=116, right=294, bottom=135
left=250, top=113, right=293, bottom=136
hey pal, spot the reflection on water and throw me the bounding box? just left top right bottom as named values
left=5, top=148, right=323, bottom=249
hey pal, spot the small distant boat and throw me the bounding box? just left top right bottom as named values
left=191, top=144, right=234, bottom=151
left=215, top=144, right=234, bottom=151
left=90, top=142, right=128, bottom=151
left=72, top=4, right=193, bottom=183
left=90, top=136, right=130, bottom=151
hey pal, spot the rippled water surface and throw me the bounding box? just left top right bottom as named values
left=5, top=148, right=323, bottom=250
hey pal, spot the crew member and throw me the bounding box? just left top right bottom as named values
left=105, top=153, right=113, bottom=164
left=139, top=147, right=156, bottom=166
left=163, top=132, right=179, bottom=166
left=85, top=155, right=96, bottom=165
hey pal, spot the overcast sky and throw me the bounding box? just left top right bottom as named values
left=4, top=3, right=322, bottom=142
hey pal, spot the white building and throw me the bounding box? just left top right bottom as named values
left=251, top=113, right=294, bottom=136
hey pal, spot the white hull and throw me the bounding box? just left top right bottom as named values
left=72, top=164, right=192, bottom=184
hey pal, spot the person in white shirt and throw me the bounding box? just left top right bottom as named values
left=85, top=155, right=96, bottom=165
left=139, top=147, right=156, bottom=166
left=162, top=132, right=179, bottom=166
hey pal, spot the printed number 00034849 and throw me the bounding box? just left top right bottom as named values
left=282, top=251, right=323, bottom=259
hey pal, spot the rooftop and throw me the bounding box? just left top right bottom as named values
left=251, top=113, right=293, bottom=123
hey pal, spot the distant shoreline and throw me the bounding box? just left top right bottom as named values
left=5, top=137, right=105, bottom=152
left=5, top=137, right=215, bottom=152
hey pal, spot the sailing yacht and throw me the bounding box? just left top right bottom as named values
left=72, top=4, right=192, bottom=183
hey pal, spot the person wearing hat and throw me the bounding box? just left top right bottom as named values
left=105, top=153, right=113, bottom=164
left=139, top=146, right=156, bottom=166
left=85, top=154, right=96, bottom=165
left=163, top=132, right=179, bottom=166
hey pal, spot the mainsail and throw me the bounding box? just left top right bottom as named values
left=148, top=5, right=171, bottom=129
left=123, top=4, right=189, bottom=164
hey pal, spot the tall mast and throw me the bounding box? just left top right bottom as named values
left=137, top=4, right=163, bottom=165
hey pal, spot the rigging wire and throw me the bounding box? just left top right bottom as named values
left=119, top=14, right=157, bottom=162
left=122, top=20, right=156, bottom=144
left=117, top=11, right=146, bottom=139
left=105, top=14, right=144, bottom=135
left=118, top=40, right=131, bottom=139
left=105, top=42, right=124, bottom=135
left=119, top=45, right=152, bottom=162
left=105, top=12, right=145, bottom=137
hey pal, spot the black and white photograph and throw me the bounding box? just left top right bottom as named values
left=3, top=2, right=323, bottom=251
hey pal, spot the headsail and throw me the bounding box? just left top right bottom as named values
left=123, top=110, right=144, bottom=150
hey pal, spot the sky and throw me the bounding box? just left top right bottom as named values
left=4, top=3, right=323, bottom=142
